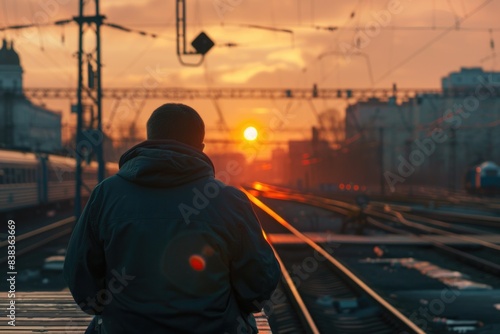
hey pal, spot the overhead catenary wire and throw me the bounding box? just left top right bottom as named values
left=0, top=19, right=162, bottom=40
left=460, top=0, right=467, bottom=17
left=203, top=57, right=230, bottom=133
left=3, top=2, right=500, bottom=102
left=238, top=23, right=294, bottom=48
left=374, top=0, right=495, bottom=85
left=313, top=25, right=500, bottom=33
left=446, top=0, right=460, bottom=26
left=27, top=0, right=45, bottom=51
left=317, top=51, right=374, bottom=87
left=0, top=14, right=171, bottom=85
left=86, top=20, right=500, bottom=33
left=14, top=42, right=73, bottom=86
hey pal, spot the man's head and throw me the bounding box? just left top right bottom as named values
left=147, top=103, right=205, bottom=150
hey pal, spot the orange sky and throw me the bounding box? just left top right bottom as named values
left=2, top=0, right=500, bottom=157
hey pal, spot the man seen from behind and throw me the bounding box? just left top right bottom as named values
left=64, top=103, right=281, bottom=334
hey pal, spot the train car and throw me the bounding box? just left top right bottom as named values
left=465, top=161, right=500, bottom=195
left=0, top=149, right=118, bottom=213
left=0, top=150, right=41, bottom=212
left=45, top=154, right=77, bottom=204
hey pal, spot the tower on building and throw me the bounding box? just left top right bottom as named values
left=0, top=39, right=23, bottom=92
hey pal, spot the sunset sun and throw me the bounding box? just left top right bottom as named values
left=243, top=126, right=258, bottom=141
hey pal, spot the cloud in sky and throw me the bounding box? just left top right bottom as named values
left=6, top=0, right=499, bottom=88
left=1, top=0, right=499, bottom=143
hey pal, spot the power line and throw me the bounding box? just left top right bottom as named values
left=6, top=20, right=500, bottom=35
left=14, top=43, right=73, bottom=85
left=78, top=21, right=500, bottom=33
left=374, top=0, right=495, bottom=85
left=313, top=25, right=500, bottom=33
left=0, top=19, right=162, bottom=39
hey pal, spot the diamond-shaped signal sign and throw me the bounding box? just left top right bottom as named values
left=191, top=32, right=214, bottom=55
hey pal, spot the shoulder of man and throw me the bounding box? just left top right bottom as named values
left=214, top=182, right=251, bottom=203
left=91, top=174, right=131, bottom=197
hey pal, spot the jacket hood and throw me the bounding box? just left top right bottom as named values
left=118, top=140, right=215, bottom=187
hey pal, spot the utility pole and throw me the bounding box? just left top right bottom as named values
left=74, top=0, right=105, bottom=217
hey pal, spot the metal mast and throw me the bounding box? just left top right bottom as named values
left=74, top=0, right=105, bottom=217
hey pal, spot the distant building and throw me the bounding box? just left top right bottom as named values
left=288, top=138, right=333, bottom=189
left=442, top=67, right=500, bottom=91
left=244, top=148, right=290, bottom=186
left=0, top=39, right=62, bottom=152
left=270, top=148, right=289, bottom=185
left=343, top=67, right=500, bottom=192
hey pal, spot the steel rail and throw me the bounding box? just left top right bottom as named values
left=249, top=183, right=500, bottom=276
left=241, top=187, right=425, bottom=334
left=263, top=230, right=321, bottom=334
left=0, top=217, right=75, bottom=248
left=0, top=217, right=76, bottom=264
left=368, top=208, right=500, bottom=252
left=251, top=183, right=500, bottom=252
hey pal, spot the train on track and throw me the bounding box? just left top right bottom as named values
left=465, top=161, right=500, bottom=195
left=0, top=149, right=118, bottom=213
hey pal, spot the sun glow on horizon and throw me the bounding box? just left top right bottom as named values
left=243, top=126, right=258, bottom=141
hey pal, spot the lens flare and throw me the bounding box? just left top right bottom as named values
left=189, top=255, right=206, bottom=271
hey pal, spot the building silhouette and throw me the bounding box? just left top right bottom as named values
left=0, top=39, right=62, bottom=152
left=344, top=67, right=500, bottom=192
left=282, top=67, right=500, bottom=193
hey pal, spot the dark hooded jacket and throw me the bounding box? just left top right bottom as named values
left=64, top=140, right=280, bottom=334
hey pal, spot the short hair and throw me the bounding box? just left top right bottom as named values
left=146, top=103, right=205, bottom=148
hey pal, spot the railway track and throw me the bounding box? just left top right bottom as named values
left=0, top=216, right=75, bottom=264
left=248, top=183, right=500, bottom=275
left=241, top=188, right=425, bottom=334
left=359, top=188, right=500, bottom=215
left=245, top=184, right=500, bottom=332
left=365, top=211, right=500, bottom=276
left=399, top=207, right=500, bottom=229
